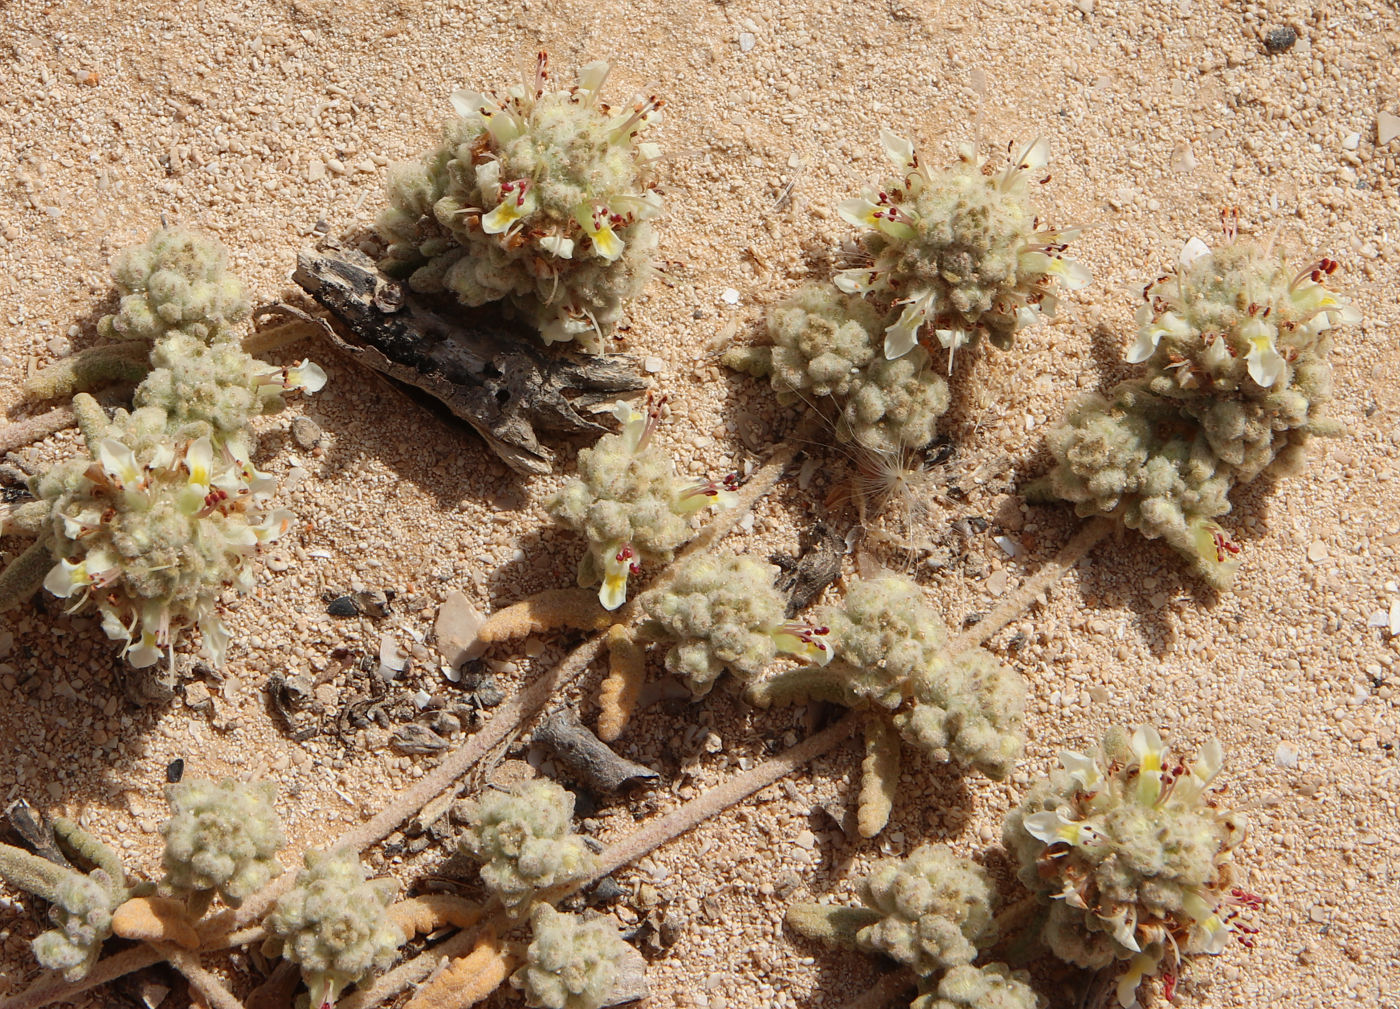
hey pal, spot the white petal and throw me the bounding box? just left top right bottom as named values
left=837, top=197, right=881, bottom=230
left=576, top=61, right=611, bottom=99
left=879, top=130, right=917, bottom=173
left=539, top=235, right=575, bottom=259
left=1059, top=749, right=1101, bottom=788
left=449, top=90, right=492, bottom=118
left=1179, top=236, right=1211, bottom=268
left=287, top=360, right=327, bottom=394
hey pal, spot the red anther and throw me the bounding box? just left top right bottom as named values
left=1163, top=972, right=1178, bottom=1001
left=628, top=562, right=640, bottom=575
left=1040, top=173, right=1052, bottom=184
left=722, top=472, right=742, bottom=492
left=1212, top=530, right=1241, bottom=562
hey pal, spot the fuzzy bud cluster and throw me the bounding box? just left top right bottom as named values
left=725, top=285, right=949, bottom=454
left=855, top=843, right=996, bottom=976
left=458, top=778, right=594, bottom=914
left=378, top=54, right=662, bottom=351
left=11, top=227, right=326, bottom=668
left=265, top=850, right=401, bottom=1009
left=548, top=399, right=735, bottom=610
left=910, top=964, right=1042, bottom=1009
left=1039, top=236, right=1355, bottom=588
left=30, top=869, right=126, bottom=981
left=822, top=576, right=1025, bottom=780
left=1003, top=727, right=1254, bottom=1008
left=640, top=553, right=831, bottom=695
left=834, top=132, right=1087, bottom=363
left=98, top=227, right=251, bottom=344
left=512, top=904, right=635, bottom=1009
left=159, top=778, right=285, bottom=905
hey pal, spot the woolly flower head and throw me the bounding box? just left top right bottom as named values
left=640, top=553, right=832, bottom=695
left=547, top=398, right=736, bottom=609
left=512, top=905, right=635, bottom=1009
left=159, top=778, right=285, bottom=904
left=1003, top=727, right=1259, bottom=1007
left=458, top=778, right=594, bottom=914
left=265, top=849, right=400, bottom=1009
left=98, top=226, right=251, bottom=344
left=855, top=843, right=996, bottom=977
left=1129, top=231, right=1359, bottom=394
left=834, top=132, right=1088, bottom=364
left=36, top=418, right=294, bottom=668
left=378, top=53, right=663, bottom=351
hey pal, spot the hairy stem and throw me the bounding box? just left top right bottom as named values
left=156, top=943, right=245, bottom=1009
left=948, top=517, right=1112, bottom=653
left=0, top=406, right=77, bottom=454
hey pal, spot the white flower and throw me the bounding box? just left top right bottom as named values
left=1058, top=749, right=1102, bottom=790
left=1130, top=725, right=1167, bottom=805
left=483, top=180, right=537, bottom=236
left=574, top=205, right=623, bottom=261
left=1023, top=806, right=1096, bottom=846
left=1127, top=309, right=1192, bottom=364
left=598, top=542, right=635, bottom=611
left=97, top=438, right=142, bottom=490
left=771, top=624, right=834, bottom=666
left=284, top=360, right=327, bottom=394
left=884, top=290, right=936, bottom=360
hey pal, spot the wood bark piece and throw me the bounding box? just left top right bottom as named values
left=292, top=245, right=647, bottom=474
left=534, top=708, right=659, bottom=792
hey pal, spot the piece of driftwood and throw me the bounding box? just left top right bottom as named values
left=292, top=245, right=648, bottom=474
left=534, top=708, right=659, bottom=792
left=772, top=520, right=845, bottom=617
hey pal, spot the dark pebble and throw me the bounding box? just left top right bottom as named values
left=327, top=595, right=359, bottom=617
left=589, top=876, right=627, bottom=904
left=1264, top=27, right=1297, bottom=53
left=166, top=758, right=184, bottom=783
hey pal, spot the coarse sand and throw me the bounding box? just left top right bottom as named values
left=0, top=1, right=1397, bottom=1007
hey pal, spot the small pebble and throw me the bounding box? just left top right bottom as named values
left=1263, top=26, right=1297, bottom=53
left=327, top=595, right=359, bottom=617
left=1342, top=132, right=1361, bottom=151
left=720, top=288, right=740, bottom=305
left=1378, top=111, right=1400, bottom=145
left=290, top=416, right=322, bottom=449
left=1306, top=541, right=1328, bottom=563
left=1275, top=742, right=1300, bottom=768
left=738, top=32, right=755, bottom=53
left=644, top=356, right=666, bottom=373
left=435, top=590, right=486, bottom=665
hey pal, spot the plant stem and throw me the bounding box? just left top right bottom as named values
left=948, top=517, right=1112, bottom=653
left=0, top=947, right=163, bottom=1009
left=828, top=968, right=915, bottom=1009
left=156, top=943, right=245, bottom=1009
left=0, top=405, right=77, bottom=454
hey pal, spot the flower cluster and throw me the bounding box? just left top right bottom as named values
left=457, top=778, right=595, bottom=915
left=159, top=778, right=285, bottom=905
left=724, top=284, right=950, bottom=454
left=854, top=843, right=997, bottom=976
left=1036, top=234, right=1356, bottom=587
left=1003, top=727, right=1257, bottom=1007
left=547, top=398, right=736, bottom=609
left=822, top=576, right=1026, bottom=781
left=639, top=553, right=832, bottom=695
left=787, top=845, right=1039, bottom=1009
left=378, top=54, right=663, bottom=351
left=835, top=132, right=1087, bottom=364
left=264, top=850, right=401, bottom=1009
left=512, top=905, right=636, bottom=1009
left=98, top=226, right=252, bottom=344
left=4, top=227, right=327, bottom=668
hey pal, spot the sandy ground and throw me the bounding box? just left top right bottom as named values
left=0, top=0, right=1398, bottom=1007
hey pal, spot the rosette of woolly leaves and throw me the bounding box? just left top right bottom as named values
left=1037, top=382, right=1240, bottom=588
left=834, top=132, right=1087, bottom=362
left=98, top=226, right=251, bottom=344
left=458, top=778, right=594, bottom=915
left=639, top=553, right=831, bottom=695
left=159, top=778, right=285, bottom=905
left=1003, top=727, right=1253, bottom=1008
left=378, top=55, right=662, bottom=351
left=855, top=843, right=996, bottom=976
left=512, top=905, right=636, bottom=1009
left=264, top=849, right=401, bottom=1008
left=910, top=964, right=1043, bottom=1009
left=547, top=401, right=734, bottom=610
